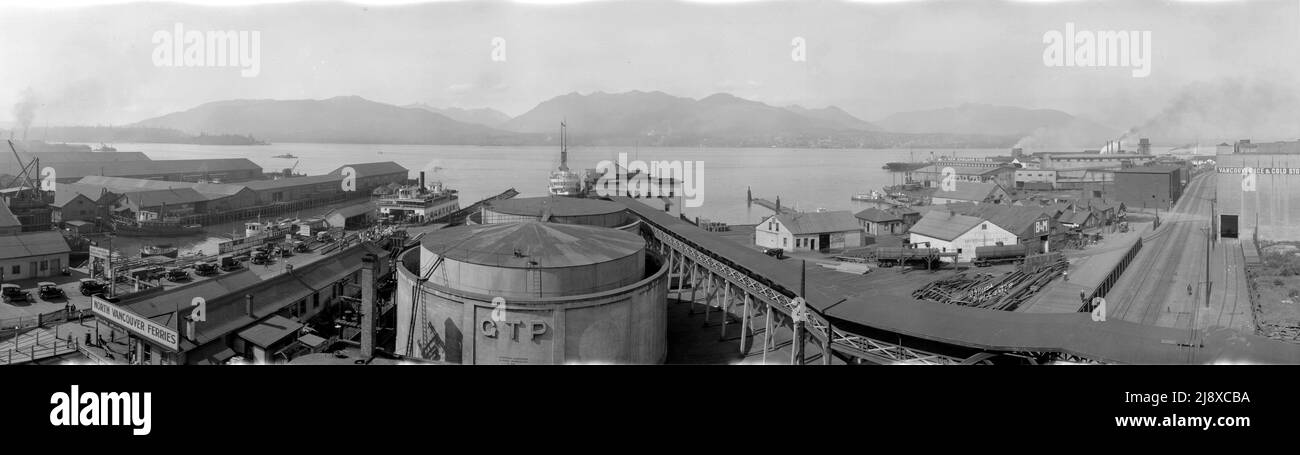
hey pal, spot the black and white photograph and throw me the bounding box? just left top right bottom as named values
left=1, top=0, right=1298, bottom=438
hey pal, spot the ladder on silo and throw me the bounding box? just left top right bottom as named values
left=404, top=254, right=445, bottom=358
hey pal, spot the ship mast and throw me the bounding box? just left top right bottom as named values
left=559, top=120, right=569, bottom=171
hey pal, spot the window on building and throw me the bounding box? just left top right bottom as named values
left=39, top=260, right=47, bottom=271
left=313, top=292, right=320, bottom=308
left=11, top=265, right=18, bottom=274
left=783, top=238, right=788, bottom=247
left=981, top=223, right=987, bottom=230
left=298, top=299, right=307, bottom=316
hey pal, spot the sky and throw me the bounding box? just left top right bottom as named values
left=0, top=0, right=1297, bottom=131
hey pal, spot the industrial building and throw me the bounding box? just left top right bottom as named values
left=853, top=208, right=904, bottom=236
left=395, top=221, right=669, bottom=364
left=51, top=186, right=118, bottom=223
left=908, top=211, right=1017, bottom=263
left=916, top=203, right=1059, bottom=254
left=91, top=243, right=390, bottom=365
left=480, top=196, right=633, bottom=228
left=1216, top=142, right=1300, bottom=240
left=48, top=158, right=264, bottom=183
left=1038, top=152, right=1154, bottom=170
left=324, top=201, right=379, bottom=229
left=1112, top=166, right=1184, bottom=211
left=755, top=211, right=864, bottom=252
left=330, top=162, right=410, bottom=194
left=0, top=231, right=70, bottom=280
left=912, top=164, right=1015, bottom=189
left=930, top=181, right=1008, bottom=205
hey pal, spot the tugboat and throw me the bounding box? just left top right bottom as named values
left=141, top=244, right=179, bottom=258
left=273, top=153, right=298, bottom=159
left=548, top=122, right=583, bottom=197
left=94, top=143, right=117, bottom=152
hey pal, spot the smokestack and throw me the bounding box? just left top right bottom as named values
left=360, top=253, right=378, bottom=358
left=419, top=171, right=425, bottom=189
left=245, top=294, right=254, bottom=317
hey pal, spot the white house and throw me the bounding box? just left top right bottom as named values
left=756, top=211, right=863, bottom=252
left=0, top=231, right=71, bottom=280
left=908, top=211, right=1017, bottom=263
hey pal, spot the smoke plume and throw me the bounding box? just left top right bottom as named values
left=1128, top=78, right=1300, bottom=143
left=10, top=87, right=39, bottom=140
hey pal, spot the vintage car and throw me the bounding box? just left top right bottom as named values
left=37, top=282, right=66, bottom=300
left=2, top=283, right=31, bottom=303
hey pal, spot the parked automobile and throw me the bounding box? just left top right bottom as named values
left=251, top=251, right=271, bottom=265
left=37, top=282, right=66, bottom=300
left=292, top=241, right=310, bottom=253
left=220, top=257, right=244, bottom=272
left=194, top=262, right=219, bottom=276
left=761, top=247, right=785, bottom=259
left=2, top=284, right=31, bottom=303
left=79, top=278, right=107, bottom=296
left=165, top=268, right=190, bottom=282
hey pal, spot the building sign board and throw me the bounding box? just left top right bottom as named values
left=92, top=296, right=179, bottom=351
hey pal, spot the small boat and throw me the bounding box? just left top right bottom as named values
left=94, top=143, right=117, bottom=152
left=273, top=153, right=298, bottom=159
left=141, top=244, right=179, bottom=258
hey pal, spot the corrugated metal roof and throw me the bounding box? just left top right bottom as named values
left=487, top=196, right=625, bottom=217
left=772, top=211, right=861, bottom=235
left=120, top=187, right=211, bottom=206
left=0, top=231, right=71, bottom=257
left=422, top=221, right=644, bottom=268
left=1113, top=165, right=1181, bottom=174
left=909, top=211, right=984, bottom=241
left=330, top=162, right=409, bottom=178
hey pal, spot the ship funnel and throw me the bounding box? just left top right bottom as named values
left=419, top=171, right=426, bottom=189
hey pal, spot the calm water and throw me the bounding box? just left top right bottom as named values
left=78, top=142, right=1082, bottom=255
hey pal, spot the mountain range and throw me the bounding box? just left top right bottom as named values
left=124, top=92, right=1116, bottom=148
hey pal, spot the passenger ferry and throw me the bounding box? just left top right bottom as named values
left=548, top=122, right=583, bottom=197
left=377, top=180, right=460, bottom=224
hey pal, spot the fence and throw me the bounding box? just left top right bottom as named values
left=0, top=308, right=89, bottom=342
left=2, top=338, right=81, bottom=365
left=1079, top=236, right=1144, bottom=312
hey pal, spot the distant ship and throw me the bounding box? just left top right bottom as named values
left=548, top=122, right=583, bottom=197
left=378, top=180, right=460, bottom=224
left=273, top=153, right=298, bottom=159
left=140, top=244, right=179, bottom=259
left=112, top=215, right=203, bottom=237
left=882, top=162, right=927, bottom=172
left=94, top=143, right=117, bottom=152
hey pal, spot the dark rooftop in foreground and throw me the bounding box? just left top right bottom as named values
left=421, top=221, right=643, bottom=268
left=486, top=196, right=626, bottom=217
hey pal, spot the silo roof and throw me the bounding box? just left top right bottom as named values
left=422, top=221, right=643, bottom=268
left=486, top=196, right=626, bottom=218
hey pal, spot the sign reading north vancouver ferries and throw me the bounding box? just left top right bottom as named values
left=92, top=296, right=180, bottom=351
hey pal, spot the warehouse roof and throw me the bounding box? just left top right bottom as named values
left=325, top=201, right=376, bottom=220
left=1113, top=165, right=1181, bottom=174
left=909, top=211, right=985, bottom=241
left=771, top=211, right=861, bottom=235
left=932, top=182, right=1004, bottom=202
left=237, top=315, right=304, bottom=348
left=853, top=208, right=902, bottom=223
left=423, top=221, right=643, bottom=268
left=76, top=176, right=250, bottom=198
left=330, top=162, right=409, bottom=178
left=0, top=231, right=70, bottom=258
left=118, top=187, right=211, bottom=206
left=241, top=175, right=342, bottom=191
left=120, top=243, right=387, bottom=349
left=50, top=158, right=263, bottom=180
left=486, top=196, right=626, bottom=218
